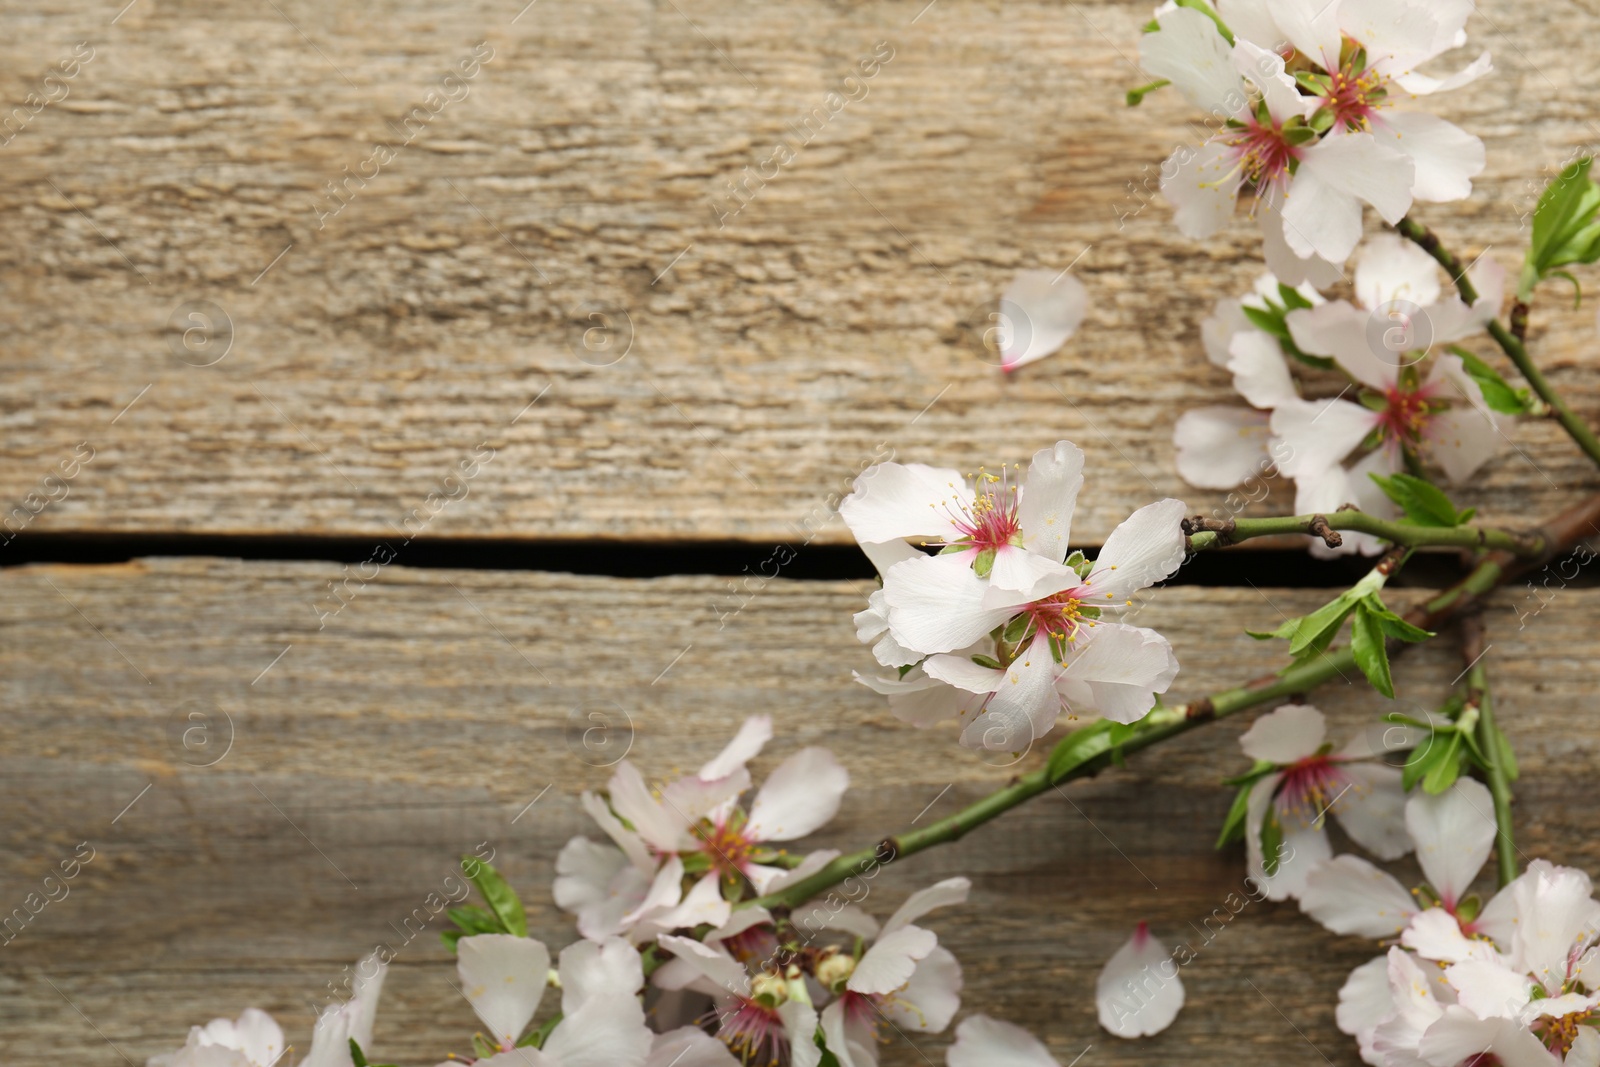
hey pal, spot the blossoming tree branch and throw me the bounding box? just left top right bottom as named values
left=148, top=2, right=1600, bottom=1066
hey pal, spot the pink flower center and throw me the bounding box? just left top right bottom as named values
left=943, top=468, right=1021, bottom=553
left=1023, top=588, right=1090, bottom=645
left=1223, top=115, right=1300, bottom=188
left=1378, top=386, right=1436, bottom=446
left=713, top=997, right=790, bottom=1066
left=1274, top=754, right=1347, bottom=824
left=698, top=818, right=757, bottom=877
left=1325, top=62, right=1385, bottom=131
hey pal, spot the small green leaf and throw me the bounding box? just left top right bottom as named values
left=1277, top=283, right=1314, bottom=310
left=1361, top=593, right=1433, bottom=643
left=973, top=547, right=996, bottom=578
left=1002, top=614, right=1030, bottom=644
left=1524, top=158, right=1600, bottom=300
left=441, top=905, right=501, bottom=951
left=1350, top=604, right=1395, bottom=698
left=1046, top=720, right=1136, bottom=783
left=1422, top=731, right=1464, bottom=794
left=1494, top=724, right=1520, bottom=782
left=971, top=653, right=1003, bottom=670
left=1287, top=591, right=1361, bottom=657
left=1368, top=472, right=1467, bottom=527
left=1260, top=804, right=1284, bottom=877
left=1215, top=780, right=1255, bottom=849
left=1450, top=347, right=1535, bottom=414
left=1125, top=79, right=1169, bottom=105
left=1403, top=734, right=1442, bottom=792
left=1455, top=893, right=1483, bottom=923
left=1241, top=304, right=1291, bottom=340
left=463, top=856, right=528, bottom=938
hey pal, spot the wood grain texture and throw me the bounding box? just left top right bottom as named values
left=3, top=0, right=1599, bottom=543
left=4, top=559, right=1598, bottom=1064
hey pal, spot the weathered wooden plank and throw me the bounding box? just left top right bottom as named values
left=3, top=559, right=1596, bottom=1064
left=2, top=0, right=1597, bottom=543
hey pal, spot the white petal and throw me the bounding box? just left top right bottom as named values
left=1570, top=1025, right=1600, bottom=1067
left=881, top=944, right=963, bottom=1033
left=840, top=463, right=968, bottom=546
left=1202, top=295, right=1248, bottom=367
left=1302, top=133, right=1415, bottom=226
left=1393, top=50, right=1493, bottom=95
left=699, top=716, right=772, bottom=781
left=1401, top=906, right=1492, bottom=965
left=883, top=553, right=1015, bottom=655
left=883, top=877, right=971, bottom=936
left=848, top=926, right=938, bottom=995
left=1301, top=855, right=1418, bottom=937
left=1138, top=6, right=1243, bottom=114
left=655, top=935, right=750, bottom=996
left=540, top=994, right=654, bottom=1067
left=1445, top=958, right=1535, bottom=1020
left=1017, top=441, right=1085, bottom=563
left=1096, top=924, right=1184, bottom=1038
left=1334, top=763, right=1411, bottom=861
left=856, top=665, right=986, bottom=729
left=746, top=747, right=849, bottom=842
left=860, top=538, right=924, bottom=578
left=1057, top=622, right=1178, bottom=725
left=580, top=790, right=656, bottom=872
left=1421, top=402, right=1502, bottom=485
left=609, top=762, right=695, bottom=853
left=1407, top=777, right=1496, bottom=909
left=457, top=934, right=550, bottom=1049
left=621, top=856, right=687, bottom=932
left=1260, top=204, right=1346, bottom=289
left=1286, top=301, right=1397, bottom=393
left=1227, top=328, right=1299, bottom=408
left=781, top=1001, right=822, bottom=1067
left=1265, top=0, right=1342, bottom=68
left=791, top=899, right=880, bottom=941
left=987, top=546, right=1082, bottom=602
left=960, top=637, right=1057, bottom=751
left=559, top=938, right=643, bottom=1015
left=1239, top=703, right=1326, bottom=764
left=1354, top=232, right=1442, bottom=311
left=1174, top=407, right=1273, bottom=489
left=1374, top=110, right=1485, bottom=204
left=630, top=871, right=731, bottom=943
left=1084, top=498, right=1187, bottom=601
left=1247, top=772, right=1333, bottom=901
left=1270, top=397, right=1377, bottom=479
left=1216, top=0, right=1280, bottom=48
left=1233, top=37, right=1310, bottom=125
left=1417, top=1006, right=1553, bottom=1067
left=818, top=1001, right=869, bottom=1067
left=646, top=1028, right=742, bottom=1067
left=1162, top=140, right=1244, bottom=239
left=947, top=1015, right=1062, bottom=1067
left=1507, top=862, right=1600, bottom=991
left=1335, top=954, right=1395, bottom=1061
left=999, top=270, right=1088, bottom=371
left=1370, top=946, right=1446, bottom=1064
left=922, top=654, right=1003, bottom=695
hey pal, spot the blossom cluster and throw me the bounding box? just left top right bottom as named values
left=840, top=441, right=1186, bottom=752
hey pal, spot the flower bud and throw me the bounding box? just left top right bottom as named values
left=815, top=951, right=857, bottom=991
left=750, top=971, right=789, bottom=1008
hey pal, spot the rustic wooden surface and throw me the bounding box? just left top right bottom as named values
left=3, top=0, right=1599, bottom=543
left=4, top=561, right=1597, bottom=1065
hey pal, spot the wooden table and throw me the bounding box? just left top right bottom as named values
left=4, top=1, right=1597, bottom=1063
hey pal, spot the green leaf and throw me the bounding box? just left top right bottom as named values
left=441, top=905, right=501, bottom=951
left=1241, top=304, right=1291, bottom=340
left=1046, top=720, right=1135, bottom=783
left=1277, top=283, right=1314, bottom=310
left=348, top=1041, right=397, bottom=1067
left=1524, top=158, right=1600, bottom=299
left=1260, top=804, right=1284, bottom=877
left=1451, top=347, right=1535, bottom=414
left=1350, top=604, right=1395, bottom=698
left=970, top=653, right=1003, bottom=670
left=1125, top=79, right=1169, bottom=105
left=463, top=856, right=528, bottom=938
left=1422, top=731, right=1464, bottom=794
left=1215, top=781, right=1255, bottom=849
left=1287, top=591, right=1361, bottom=657
left=1368, top=472, right=1468, bottom=527
left=1361, top=594, right=1433, bottom=643
left=973, top=547, right=996, bottom=578
left=1002, top=614, right=1030, bottom=644
left=1454, top=893, right=1483, bottom=924
left=1403, top=734, right=1442, bottom=792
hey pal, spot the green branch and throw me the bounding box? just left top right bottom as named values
left=746, top=553, right=1506, bottom=915
left=1462, top=613, right=1518, bottom=888
left=1396, top=216, right=1600, bottom=470
left=1185, top=509, right=1544, bottom=556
